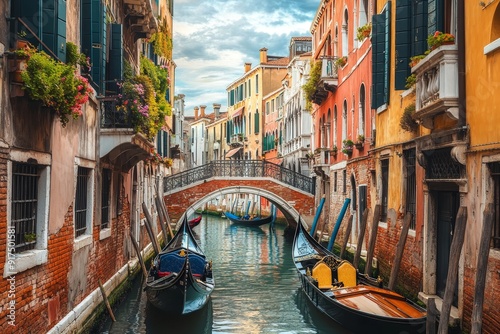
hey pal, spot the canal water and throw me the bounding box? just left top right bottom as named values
left=96, top=215, right=352, bottom=334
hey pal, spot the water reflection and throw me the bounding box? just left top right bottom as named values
left=96, top=215, right=351, bottom=333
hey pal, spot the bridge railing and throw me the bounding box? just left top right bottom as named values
left=163, top=160, right=315, bottom=195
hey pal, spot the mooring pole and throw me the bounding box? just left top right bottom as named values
left=310, top=197, right=325, bottom=237
left=327, top=198, right=351, bottom=251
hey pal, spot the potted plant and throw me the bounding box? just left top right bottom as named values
left=24, top=233, right=37, bottom=243
left=427, top=31, right=455, bottom=50
left=400, top=103, right=419, bottom=132
left=20, top=44, right=93, bottom=126
left=335, top=56, right=347, bottom=68
left=405, top=74, right=416, bottom=89
left=356, top=23, right=371, bottom=41
left=355, top=135, right=365, bottom=149
left=342, top=139, right=354, bottom=155
left=331, top=145, right=338, bottom=155
left=409, top=54, right=427, bottom=68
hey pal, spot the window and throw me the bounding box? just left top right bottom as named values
left=75, top=166, right=92, bottom=238
left=372, top=2, right=391, bottom=109
left=404, top=149, right=416, bottom=230
left=101, top=168, right=111, bottom=230
left=381, top=158, right=389, bottom=222
left=256, top=74, right=259, bottom=94
left=7, top=155, right=50, bottom=274
left=254, top=110, right=260, bottom=133
left=395, top=0, right=428, bottom=90
left=343, top=169, right=347, bottom=193
left=334, top=171, right=338, bottom=192
left=490, top=162, right=500, bottom=249
left=11, top=163, right=39, bottom=252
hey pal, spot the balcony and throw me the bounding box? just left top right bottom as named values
left=311, top=56, right=338, bottom=105
left=230, top=133, right=244, bottom=147
left=123, top=0, right=158, bottom=40
left=411, top=45, right=459, bottom=129
left=99, top=97, right=154, bottom=172
left=312, top=148, right=330, bottom=180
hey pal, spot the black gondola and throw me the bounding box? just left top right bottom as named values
left=145, top=216, right=214, bottom=314
left=292, top=219, right=427, bottom=333
left=224, top=211, right=274, bottom=227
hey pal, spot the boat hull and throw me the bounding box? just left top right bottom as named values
left=292, top=221, right=426, bottom=334
left=224, top=211, right=273, bottom=227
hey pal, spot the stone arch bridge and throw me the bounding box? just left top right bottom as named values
left=162, top=160, right=316, bottom=227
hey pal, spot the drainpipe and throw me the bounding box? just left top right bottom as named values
left=457, top=0, right=465, bottom=127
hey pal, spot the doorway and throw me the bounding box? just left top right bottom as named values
left=435, top=190, right=459, bottom=306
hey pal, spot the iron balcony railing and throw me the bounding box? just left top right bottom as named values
left=164, top=160, right=315, bottom=195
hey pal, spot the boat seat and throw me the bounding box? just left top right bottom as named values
left=188, top=253, right=206, bottom=277
left=312, top=262, right=333, bottom=289
left=337, top=261, right=357, bottom=288
left=158, top=252, right=186, bottom=276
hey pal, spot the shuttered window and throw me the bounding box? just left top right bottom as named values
left=81, top=0, right=107, bottom=94
left=107, top=24, right=123, bottom=94
left=11, top=0, right=67, bottom=60
left=371, top=2, right=391, bottom=109
left=395, top=0, right=428, bottom=90
left=254, top=111, right=260, bottom=133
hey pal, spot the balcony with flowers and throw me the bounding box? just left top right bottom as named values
left=100, top=57, right=171, bottom=171
left=303, top=57, right=339, bottom=109
left=411, top=31, right=459, bottom=129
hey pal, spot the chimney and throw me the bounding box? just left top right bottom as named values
left=213, top=103, right=221, bottom=118
left=199, top=105, right=206, bottom=118
left=259, top=47, right=268, bottom=64
left=244, top=62, right=252, bottom=73
left=194, top=106, right=199, bottom=120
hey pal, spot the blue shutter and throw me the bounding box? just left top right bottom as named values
left=11, top=1, right=40, bottom=47
left=107, top=24, right=123, bottom=94
left=56, top=0, right=67, bottom=61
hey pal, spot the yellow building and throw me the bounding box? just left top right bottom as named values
left=224, top=48, right=288, bottom=160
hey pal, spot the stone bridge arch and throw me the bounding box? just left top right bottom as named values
left=163, top=180, right=316, bottom=228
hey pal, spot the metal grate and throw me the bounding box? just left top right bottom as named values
left=101, top=168, right=111, bottom=229
left=75, top=167, right=90, bottom=237
left=426, top=148, right=465, bottom=179
left=381, top=159, right=389, bottom=222
left=404, top=149, right=417, bottom=230
left=11, top=162, right=39, bottom=252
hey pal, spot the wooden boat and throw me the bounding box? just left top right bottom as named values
left=188, top=215, right=202, bottom=229
left=224, top=211, right=274, bottom=227
left=145, top=216, right=214, bottom=314
left=292, top=220, right=426, bottom=333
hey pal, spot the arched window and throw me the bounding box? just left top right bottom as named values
left=342, top=9, right=349, bottom=57
left=334, top=106, right=338, bottom=148
left=342, top=100, right=348, bottom=141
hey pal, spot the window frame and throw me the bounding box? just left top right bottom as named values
left=73, top=158, right=95, bottom=250
left=4, top=150, right=51, bottom=277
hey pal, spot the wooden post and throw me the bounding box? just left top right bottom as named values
left=438, top=206, right=467, bottom=334
left=154, top=195, right=170, bottom=241
left=388, top=212, right=412, bottom=290
left=354, top=206, right=371, bottom=269
left=364, top=205, right=381, bottom=276
left=157, top=192, right=174, bottom=239
left=98, top=279, right=116, bottom=322
left=142, top=202, right=161, bottom=255
left=471, top=203, right=494, bottom=334
left=426, top=297, right=437, bottom=334
left=340, top=213, right=354, bottom=259
left=130, top=232, right=148, bottom=280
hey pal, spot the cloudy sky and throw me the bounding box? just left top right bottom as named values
left=172, top=0, right=319, bottom=115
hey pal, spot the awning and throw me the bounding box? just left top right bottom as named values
left=232, top=106, right=244, bottom=118
left=225, top=147, right=242, bottom=159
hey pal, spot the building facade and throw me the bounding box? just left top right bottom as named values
left=0, top=0, right=174, bottom=332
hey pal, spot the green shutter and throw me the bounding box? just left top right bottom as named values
left=254, top=111, right=260, bottom=133
left=371, top=2, right=391, bottom=108
left=11, top=1, right=40, bottom=47
left=427, top=0, right=437, bottom=35
left=413, top=0, right=428, bottom=56
left=56, top=0, right=67, bottom=61
left=107, top=23, right=123, bottom=94
left=395, top=0, right=411, bottom=90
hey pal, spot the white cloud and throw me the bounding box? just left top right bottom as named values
left=173, top=0, right=319, bottom=115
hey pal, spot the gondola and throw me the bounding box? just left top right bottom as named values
left=188, top=215, right=202, bottom=229
left=292, top=220, right=427, bottom=333
left=145, top=216, right=214, bottom=314
left=224, top=211, right=274, bottom=227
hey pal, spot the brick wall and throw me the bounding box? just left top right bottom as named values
left=0, top=171, right=132, bottom=333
